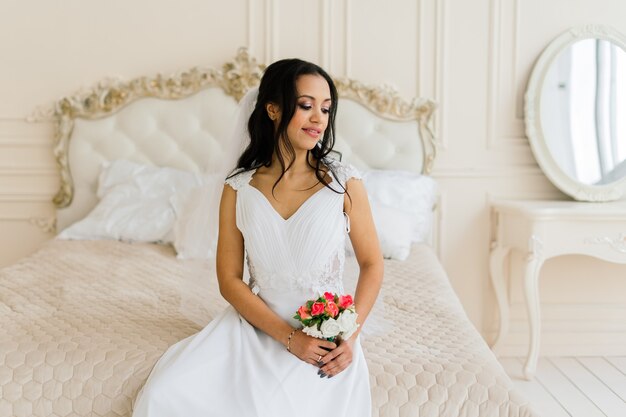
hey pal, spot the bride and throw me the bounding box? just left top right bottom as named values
left=132, top=57, right=383, bottom=416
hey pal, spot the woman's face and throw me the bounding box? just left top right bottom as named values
left=280, top=74, right=332, bottom=153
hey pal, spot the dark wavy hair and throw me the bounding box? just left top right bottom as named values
left=228, top=58, right=344, bottom=196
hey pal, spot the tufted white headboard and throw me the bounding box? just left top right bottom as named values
left=52, top=48, right=436, bottom=231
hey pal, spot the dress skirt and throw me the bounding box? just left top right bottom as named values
left=132, top=288, right=371, bottom=417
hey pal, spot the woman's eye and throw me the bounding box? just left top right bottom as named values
left=298, top=103, right=331, bottom=114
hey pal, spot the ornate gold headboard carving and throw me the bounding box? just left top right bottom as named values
left=52, top=48, right=265, bottom=208
left=333, top=78, right=437, bottom=174
left=51, top=48, right=437, bottom=211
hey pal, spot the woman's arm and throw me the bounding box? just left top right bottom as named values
left=216, top=184, right=335, bottom=364
left=319, top=177, right=384, bottom=377
left=345, top=178, right=384, bottom=334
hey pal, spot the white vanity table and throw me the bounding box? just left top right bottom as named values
left=502, top=24, right=626, bottom=380
left=489, top=199, right=626, bottom=380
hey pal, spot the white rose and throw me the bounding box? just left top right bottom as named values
left=302, top=325, right=324, bottom=339
left=336, top=309, right=359, bottom=339
left=320, top=318, right=342, bottom=338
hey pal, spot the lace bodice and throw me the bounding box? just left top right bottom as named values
left=245, top=244, right=346, bottom=295
left=225, top=159, right=361, bottom=296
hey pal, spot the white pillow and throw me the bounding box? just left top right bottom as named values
left=362, top=169, right=437, bottom=242
left=172, top=168, right=438, bottom=261
left=57, top=160, right=201, bottom=243
left=171, top=173, right=222, bottom=259
left=347, top=169, right=438, bottom=260
left=370, top=201, right=416, bottom=260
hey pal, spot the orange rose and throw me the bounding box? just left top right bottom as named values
left=325, top=301, right=339, bottom=317
left=297, top=305, right=311, bottom=319
left=338, top=295, right=353, bottom=309
left=311, top=302, right=325, bottom=316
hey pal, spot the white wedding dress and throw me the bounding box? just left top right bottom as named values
left=132, top=159, right=371, bottom=417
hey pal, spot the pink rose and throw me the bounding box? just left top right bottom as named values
left=297, top=305, right=311, bottom=319
left=311, top=302, right=325, bottom=316
left=325, top=301, right=339, bottom=317
left=323, top=292, right=335, bottom=301
left=338, top=295, right=353, bottom=309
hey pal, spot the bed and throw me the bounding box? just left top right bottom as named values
left=0, top=48, right=539, bottom=417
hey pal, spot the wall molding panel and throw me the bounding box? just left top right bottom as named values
left=0, top=120, right=54, bottom=139
left=485, top=0, right=501, bottom=150
left=265, top=0, right=277, bottom=63
left=433, top=190, right=444, bottom=260
left=0, top=194, right=53, bottom=203
left=247, top=0, right=255, bottom=55
left=433, top=166, right=546, bottom=179
left=416, top=0, right=424, bottom=98
left=434, top=0, right=446, bottom=149
left=319, top=0, right=331, bottom=70
left=1, top=214, right=54, bottom=226
left=344, top=0, right=352, bottom=78
left=486, top=0, right=527, bottom=150
left=327, top=0, right=346, bottom=76
left=0, top=138, right=53, bottom=147
left=0, top=168, right=57, bottom=177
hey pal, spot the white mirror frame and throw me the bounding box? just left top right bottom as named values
left=525, top=24, right=626, bottom=201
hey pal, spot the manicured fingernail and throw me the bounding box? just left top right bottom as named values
left=327, top=375, right=333, bottom=379
left=319, top=372, right=327, bottom=378
left=317, top=369, right=322, bottom=375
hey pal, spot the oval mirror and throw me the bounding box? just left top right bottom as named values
left=525, top=25, right=626, bottom=201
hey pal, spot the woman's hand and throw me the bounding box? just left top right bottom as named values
left=288, top=330, right=337, bottom=366
left=318, top=336, right=355, bottom=378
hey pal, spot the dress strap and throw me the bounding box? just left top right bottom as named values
left=224, top=169, right=255, bottom=191
left=325, top=159, right=362, bottom=188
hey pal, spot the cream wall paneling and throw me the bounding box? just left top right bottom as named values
left=0, top=122, right=56, bottom=203
left=0, top=120, right=54, bottom=141
left=0, top=0, right=251, bottom=118
left=429, top=0, right=446, bottom=148
left=0, top=221, right=55, bottom=268
left=487, top=0, right=526, bottom=149
left=0, top=216, right=55, bottom=232
left=489, top=0, right=626, bottom=146
left=346, top=0, right=421, bottom=102
left=0, top=170, right=58, bottom=198
left=0, top=144, right=55, bottom=172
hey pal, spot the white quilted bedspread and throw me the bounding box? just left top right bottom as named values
left=351, top=245, right=538, bottom=417
left=0, top=240, right=538, bottom=417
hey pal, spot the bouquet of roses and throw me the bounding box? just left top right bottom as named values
left=293, top=292, right=359, bottom=342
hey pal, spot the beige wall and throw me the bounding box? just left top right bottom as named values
left=1, top=0, right=625, bottom=355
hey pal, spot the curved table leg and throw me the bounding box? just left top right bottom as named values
left=523, top=250, right=544, bottom=380
left=489, top=245, right=510, bottom=350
